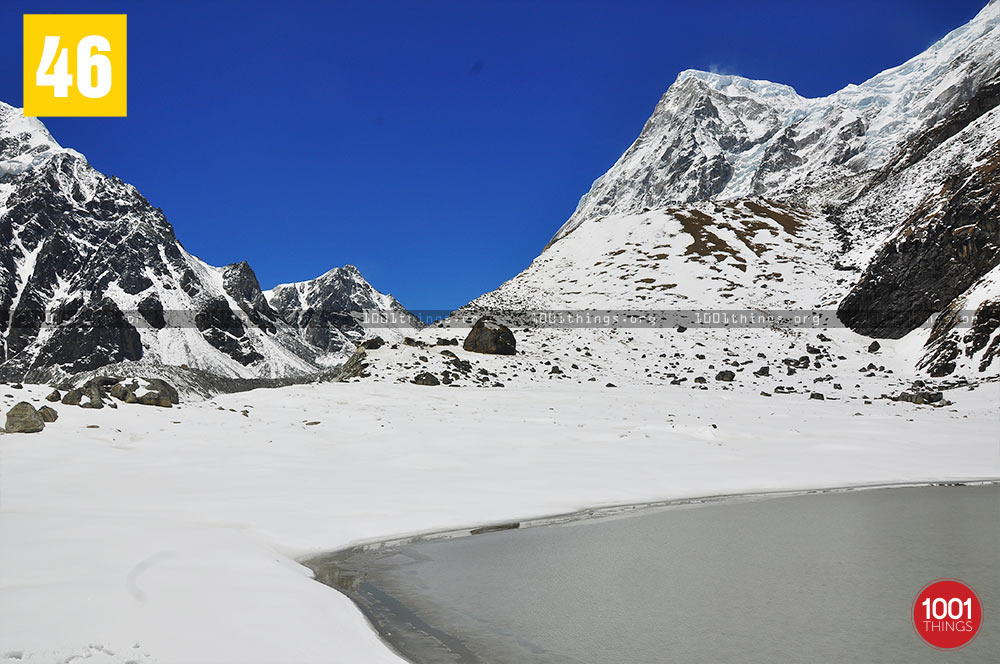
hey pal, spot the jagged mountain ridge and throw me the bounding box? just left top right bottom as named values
left=266, top=265, right=419, bottom=359
left=0, top=101, right=411, bottom=382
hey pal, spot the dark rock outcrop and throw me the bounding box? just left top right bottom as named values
left=838, top=138, right=1000, bottom=338
left=412, top=371, right=440, bottom=386
left=463, top=317, right=516, bottom=355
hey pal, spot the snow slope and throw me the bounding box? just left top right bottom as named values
left=0, top=379, right=996, bottom=663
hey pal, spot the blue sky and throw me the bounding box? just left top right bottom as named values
left=3, top=0, right=989, bottom=309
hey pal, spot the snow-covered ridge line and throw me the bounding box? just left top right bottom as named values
left=552, top=0, right=1000, bottom=242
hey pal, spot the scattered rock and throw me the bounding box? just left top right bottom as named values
left=606, top=382, right=617, bottom=388
left=110, top=383, right=132, bottom=402
left=46, top=389, right=61, bottom=402
left=412, top=371, right=440, bottom=386
left=360, top=336, right=385, bottom=350
left=79, top=384, right=104, bottom=409
left=894, top=391, right=944, bottom=406
left=10, top=383, right=23, bottom=389
left=715, top=370, right=735, bottom=382
left=436, top=338, right=458, bottom=346
left=463, top=317, right=516, bottom=355
left=753, top=366, right=770, bottom=377
left=137, top=391, right=172, bottom=408
left=143, top=378, right=179, bottom=405
left=868, top=341, right=881, bottom=353
left=549, top=366, right=563, bottom=375
left=337, top=347, right=370, bottom=380
left=810, top=392, right=825, bottom=400
left=694, top=376, right=707, bottom=384
left=5, top=402, right=44, bottom=433
left=61, top=389, right=83, bottom=406
left=38, top=405, right=58, bottom=422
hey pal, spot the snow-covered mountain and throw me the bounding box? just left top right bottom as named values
left=343, top=2, right=998, bottom=390
left=491, top=1, right=998, bottom=381
left=266, top=265, right=418, bottom=361
left=553, top=1, right=1000, bottom=243
left=0, top=101, right=411, bottom=383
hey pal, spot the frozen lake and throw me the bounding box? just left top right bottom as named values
left=308, top=484, right=998, bottom=663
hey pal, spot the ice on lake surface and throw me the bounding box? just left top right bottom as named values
left=310, top=485, right=1000, bottom=664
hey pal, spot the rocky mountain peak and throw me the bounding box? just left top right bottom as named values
left=1, top=103, right=413, bottom=385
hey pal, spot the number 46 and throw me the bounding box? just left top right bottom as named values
left=36, top=35, right=112, bottom=99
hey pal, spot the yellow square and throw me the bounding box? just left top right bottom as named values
left=23, top=14, right=127, bottom=117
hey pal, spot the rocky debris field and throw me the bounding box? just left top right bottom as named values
left=328, top=315, right=995, bottom=415
left=0, top=376, right=179, bottom=434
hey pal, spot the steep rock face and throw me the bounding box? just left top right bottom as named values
left=838, top=109, right=1000, bottom=338
left=0, top=101, right=405, bottom=382
left=266, top=265, right=418, bottom=357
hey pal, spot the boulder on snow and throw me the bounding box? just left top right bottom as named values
left=360, top=336, right=385, bottom=350
left=715, top=370, right=735, bottom=382
left=137, top=391, right=172, bottom=407
left=38, top=405, right=59, bottom=422
left=5, top=402, right=44, bottom=433
left=894, top=391, right=944, bottom=405
left=79, top=383, right=104, bottom=409
left=463, top=317, right=516, bottom=355
left=412, top=371, right=440, bottom=386
left=110, top=382, right=131, bottom=401
left=337, top=347, right=370, bottom=381
left=142, top=378, right=179, bottom=405
left=46, top=389, right=61, bottom=402
left=61, top=388, right=83, bottom=406
left=868, top=341, right=881, bottom=353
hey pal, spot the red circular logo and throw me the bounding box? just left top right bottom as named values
left=912, top=579, right=983, bottom=650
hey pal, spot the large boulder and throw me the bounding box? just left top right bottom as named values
left=463, top=317, right=516, bottom=355
left=38, top=405, right=59, bottom=422
left=142, top=378, right=179, bottom=405
left=61, top=388, right=83, bottom=406
left=137, top=391, right=172, bottom=408
left=79, top=383, right=104, bottom=409
left=110, top=382, right=132, bottom=401
left=412, top=371, right=440, bottom=386
left=5, top=402, right=44, bottom=433
left=360, top=336, right=385, bottom=350
left=337, top=347, right=370, bottom=381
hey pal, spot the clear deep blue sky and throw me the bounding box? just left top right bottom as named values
left=2, top=1, right=989, bottom=309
